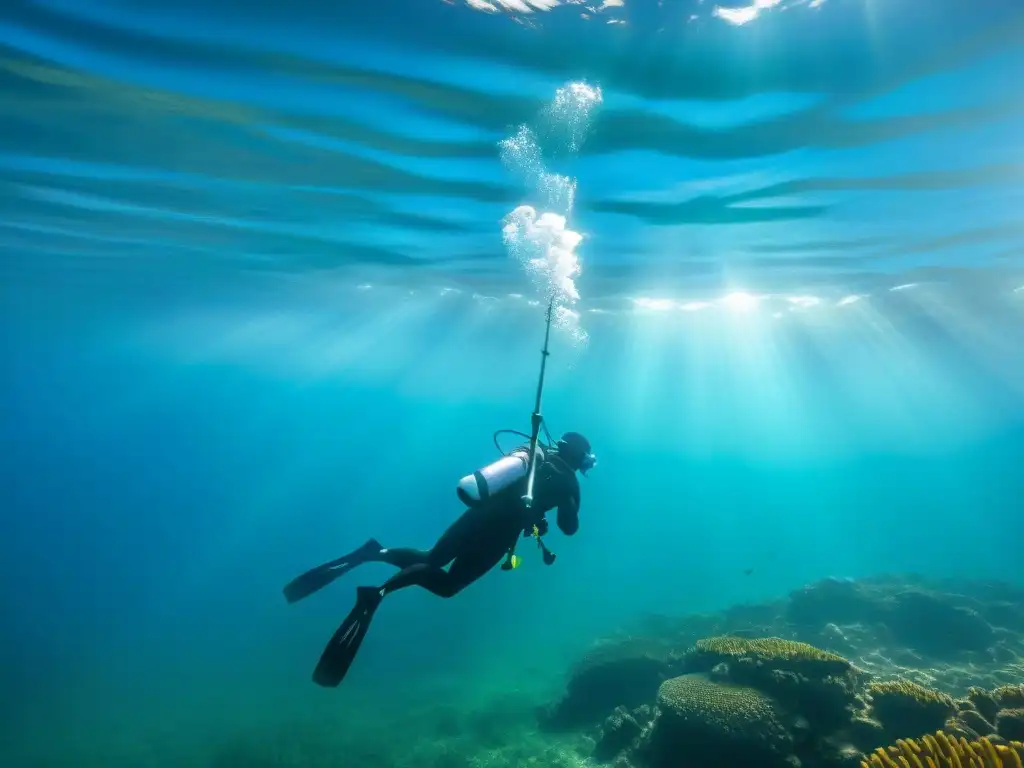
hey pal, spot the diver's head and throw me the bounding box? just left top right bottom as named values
left=556, top=431, right=597, bottom=475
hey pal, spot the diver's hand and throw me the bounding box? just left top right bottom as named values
left=522, top=519, right=549, bottom=538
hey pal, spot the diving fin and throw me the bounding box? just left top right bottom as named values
left=312, top=586, right=384, bottom=687
left=282, top=538, right=382, bottom=604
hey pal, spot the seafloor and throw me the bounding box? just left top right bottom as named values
left=214, top=575, right=1024, bottom=768
left=28, top=574, right=1024, bottom=767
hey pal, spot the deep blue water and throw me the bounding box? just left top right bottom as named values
left=2, top=1, right=1024, bottom=765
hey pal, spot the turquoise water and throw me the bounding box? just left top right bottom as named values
left=1, top=1, right=1023, bottom=766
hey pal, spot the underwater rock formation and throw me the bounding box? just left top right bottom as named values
left=887, top=590, right=995, bottom=657
left=970, top=687, right=1004, bottom=724
left=539, top=637, right=675, bottom=731
left=755, top=575, right=1022, bottom=693
left=787, top=579, right=998, bottom=660
left=787, top=577, right=878, bottom=630
left=997, top=710, right=1024, bottom=742
left=593, top=705, right=650, bottom=762
left=995, top=686, right=1024, bottom=710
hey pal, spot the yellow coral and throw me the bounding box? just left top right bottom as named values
left=689, top=636, right=850, bottom=670
left=859, top=733, right=1024, bottom=768
left=869, top=680, right=956, bottom=710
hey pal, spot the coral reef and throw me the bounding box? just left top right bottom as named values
left=539, top=637, right=675, bottom=731
left=27, top=574, right=1021, bottom=768
left=778, top=577, right=1024, bottom=694
left=680, top=636, right=862, bottom=732
left=888, top=591, right=995, bottom=657
left=784, top=577, right=1021, bottom=682
left=867, top=679, right=956, bottom=738
left=862, top=732, right=1024, bottom=768
left=644, top=673, right=795, bottom=768
left=685, top=636, right=851, bottom=674
left=578, top=638, right=869, bottom=768
left=536, top=574, right=1024, bottom=768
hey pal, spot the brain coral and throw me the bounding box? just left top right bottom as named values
left=653, top=673, right=793, bottom=763
left=681, top=636, right=858, bottom=732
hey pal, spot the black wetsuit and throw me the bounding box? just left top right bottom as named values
left=371, top=452, right=580, bottom=598
left=283, top=450, right=582, bottom=688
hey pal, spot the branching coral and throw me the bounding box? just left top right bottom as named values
left=861, top=732, right=1024, bottom=768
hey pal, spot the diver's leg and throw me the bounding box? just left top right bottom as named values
left=309, top=554, right=472, bottom=687
left=308, top=559, right=459, bottom=687
left=377, top=515, right=516, bottom=598
left=375, top=563, right=460, bottom=597
left=353, top=503, right=485, bottom=573
left=370, top=547, right=430, bottom=569
left=371, top=555, right=495, bottom=598
left=286, top=504, right=486, bottom=605
left=424, top=504, right=490, bottom=566
left=443, top=543, right=511, bottom=593
left=310, top=513, right=515, bottom=687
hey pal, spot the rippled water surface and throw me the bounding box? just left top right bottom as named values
left=5, top=0, right=1024, bottom=447
left=4, top=0, right=1022, bottom=303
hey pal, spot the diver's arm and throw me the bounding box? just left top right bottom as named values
left=556, top=494, right=579, bottom=536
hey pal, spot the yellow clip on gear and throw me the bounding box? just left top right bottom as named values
left=503, top=524, right=550, bottom=571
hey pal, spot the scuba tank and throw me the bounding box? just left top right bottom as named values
left=456, top=445, right=546, bottom=507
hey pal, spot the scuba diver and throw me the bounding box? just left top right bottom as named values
left=282, top=430, right=596, bottom=688
left=284, top=295, right=595, bottom=687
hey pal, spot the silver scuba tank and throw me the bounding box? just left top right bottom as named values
left=457, top=445, right=544, bottom=506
